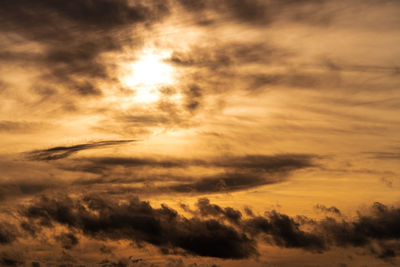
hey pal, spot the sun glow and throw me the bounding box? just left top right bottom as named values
left=124, top=50, right=174, bottom=103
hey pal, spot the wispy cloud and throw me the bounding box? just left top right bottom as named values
left=26, top=140, right=135, bottom=161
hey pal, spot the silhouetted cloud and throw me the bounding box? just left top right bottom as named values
left=315, top=204, right=342, bottom=215
left=62, top=154, right=316, bottom=193
left=196, top=198, right=242, bottom=224
left=21, top=195, right=257, bottom=259
left=55, top=233, right=79, bottom=250
left=168, top=172, right=276, bottom=193
left=244, top=212, right=326, bottom=252
left=319, top=202, right=400, bottom=249
left=0, top=252, right=23, bottom=267
left=27, top=140, right=134, bottom=161
left=0, top=222, right=18, bottom=245
left=1, top=0, right=399, bottom=265
left=67, top=153, right=315, bottom=172
left=18, top=195, right=400, bottom=261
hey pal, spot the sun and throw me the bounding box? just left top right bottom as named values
left=123, top=50, right=174, bottom=103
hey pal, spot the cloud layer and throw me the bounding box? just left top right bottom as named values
left=1, top=0, right=400, bottom=266
left=0, top=194, right=396, bottom=264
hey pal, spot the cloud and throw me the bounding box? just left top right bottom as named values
left=195, top=198, right=242, bottom=224
left=314, top=204, right=342, bottom=215
left=21, top=195, right=257, bottom=259
left=0, top=251, right=24, bottom=267
left=61, top=154, right=316, bottom=193
left=18, top=195, right=400, bottom=261
left=177, top=0, right=335, bottom=26
left=167, top=172, right=276, bottom=193
left=365, top=150, right=400, bottom=160
left=26, top=140, right=135, bottom=161
left=0, top=222, right=18, bottom=245
left=0, top=180, right=55, bottom=201
left=169, top=42, right=285, bottom=68
left=1, top=0, right=399, bottom=265
left=0, top=121, right=48, bottom=134
left=0, top=0, right=170, bottom=98
left=0, top=153, right=314, bottom=203
left=319, top=202, right=400, bottom=248
left=55, top=232, right=79, bottom=250
left=66, top=153, right=315, bottom=173
left=244, top=212, right=326, bottom=252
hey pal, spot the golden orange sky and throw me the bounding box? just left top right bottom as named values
left=0, top=0, right=400, bottom=266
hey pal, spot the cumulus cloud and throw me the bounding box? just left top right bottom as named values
left=21, top=195, right=257, bottom=259
left=15, top=195, right=400, bottom=261
left=314, top=204, right=342, bottom=215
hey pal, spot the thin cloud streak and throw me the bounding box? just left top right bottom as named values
left=26, top=140, right=135, bottom=161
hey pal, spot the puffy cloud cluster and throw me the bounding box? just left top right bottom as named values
left=7, top=195, right=398, bottom=262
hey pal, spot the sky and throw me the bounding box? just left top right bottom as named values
left=0, top=0, right=400, bottom=266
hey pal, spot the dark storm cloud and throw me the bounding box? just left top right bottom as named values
left=0, top=0, right=170, bottom=96
left=27, top=140, right=134, bottom=161
left=18, top=195, right=400, bottom=261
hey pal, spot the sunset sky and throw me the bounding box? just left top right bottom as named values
left=0, top=0, right=400, bottom=266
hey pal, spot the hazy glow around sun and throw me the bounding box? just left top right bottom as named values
left=124, top=50, right=174, bottom=103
